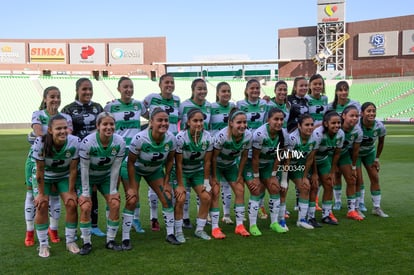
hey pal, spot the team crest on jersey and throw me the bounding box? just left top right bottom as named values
left=111, top=148, right=118, bottom=156
left=65, top=151, right=72, bottom=158
left=134, top=105, right=139, bottom=111
left=260, top=105, right=265, bottom=112
left=201, top=142, right=207, bottom=151
left=373, top=131, right=378, bottom=137
left=164, top=144, right=170, bottom=152
left=93, top=107, right=99, bottom=114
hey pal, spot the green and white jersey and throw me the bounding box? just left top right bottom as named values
left=266, top=100, right=289, bottom=128
left=287, top=129, right=318, bottom=165
left=341, top=124, right=363, bottom=155
left=79, top=132, right=126, bottom=178
left=30, top=110, right=73, bottom=143
left=176, top=129, right=213, bottom=173
left=328, top=99, right=361, bottom=115
left=236, top=99, right=267, bottom=130
left=104, top=99, right=148, bottom=148
left=312, top=126, right=345, bottom=162
left=144, top=93, right=180, bottom=135
left=129, top=128, right=176, bottom=175
left=305, top=94, right=329, bottom=124
left=179, top=99, right=211, bottom=131
left=252, top=124, right=289, bottom=166
left=359, top=119, right=386, bottom=157
left=210, top=101, right=235, bottom=136
left=32, top=135, right=80, bottom=181
left=213, top=127, right=252, bottom=168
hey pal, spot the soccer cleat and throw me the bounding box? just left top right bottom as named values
left=222, top=216, right=234, bottom=225
left=91, top=227, right=106, bottom=237
left=66, top=242, right=80, bottom=254
left=347, top=210, right=364, bottom=221
left=25, top=231, right=35, bottom=247
left=279, top=219, right=289, bottom=231
left=194, top=230, right=211, bottom=240
left=322, top=216, right=339, bottom=225
left=183, top=218, right=193, bottom=229
left=372, top=207, right=389, bottom=218
left=132, top=219, right=145, bottom=233
left=175, top=232, right=186, bottom=243
left=307, top=218, right=322, bottom=228
left=356, top=209, right=366, bottom=218
left=333, top=201, right=342, bottom=210
left=359, top=202, right=368, bottom=212
left=121, top=239, right=132, bottom=250
left=315, top=204, right=322, bottom=211
left=151, top=218, right=160, bottom=231
left=212, top=228, right=226, bottom=239
left=165, top=234, right=181, bottom=245
left=235, top=224, right=250, bottom=237
left=48, top=228, right=60, bottom=243
left=105, top=240, right=123, bottom=251
left=249, top=224, right=262, bottom=236
left=270, top=222, right=287, bottom=233
left=79, top=243, right=92, bottom=255
left=296, top=218, right=314, bottom=229
left=329, top=212, right=338, bottom=223
left=258, top=206, right=268, bottom=219
left=38, top=245, right=50, bottom=258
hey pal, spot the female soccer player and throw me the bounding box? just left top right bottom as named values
left=357, top=102, right=388, bottom=218
left=211, top=108, right=252, bottom=238
left=104, top=76, right=148, bottom=234
left=78, top=112, right=126, bottom=255
left=286, top=114, right=319, bottom=229
left=338, top=105, right=364, bottom=220
left=179, top=78, right=212, bottom=229
left=32, top=115, right=79, bottom=257
left=175, top=108, right=213, bottom=242
left=247, top=107, right=289, bottom=236
left=236, top=79, right=269, bottom=219
left=267, top=80, right=290, bottom=128
left=312, top=110, right=344, bottom=225
left=144, top=73, right=180, bottom=231
left=127, top=108, right=180, bottom=245
left=24, top=86, right=73, bottom=247
left=305, top=74, right=328, bottom=126
left=62, top=77, right=105, bottom=237
left=210, top=81, right=236, bottom=225
left=329, top=80, right=362, bottom=211
left=287, top=76, right=309, bottom=133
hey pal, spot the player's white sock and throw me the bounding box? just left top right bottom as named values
left=278, top=202, right=286, bottom=222
left=371, top=190, right=381, bottom=208
left=209, top=208, right=220, bottom=229
left=162, top=207, right=174, bottom=236
left=122, top=209, right=133, bottom=241
left=307, top=202, right=316, bottom=219
left=234, top=204, right=245, bottom=226
left=268, top=194, right=281, bottom=224
left=174, top=219, right=183, bottom=234
left=49, top=195, right=60, bottom=230
left=106, top=219, right=119, bottom=242
left=25, top=191, right=35, bottom=231
left=298, top=199, right=309, bottom=221
left=148, top=188, right=158, bottom=220
left=333, top=186, right=342, bottom=203
left=196, top=218, right=207, bottom=232
left=80, top=222, right=91, bottom=244
left=347, top=195, right=356, bottom=211
left=248, top=198, right=259, bottom=226
left=221, top=182, right=232, bottom=217
left=65, top=226, right=77, bottom=243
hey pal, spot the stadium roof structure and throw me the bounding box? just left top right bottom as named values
left=152, top=59, right=291, bottom=67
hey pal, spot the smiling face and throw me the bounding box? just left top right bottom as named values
left=267, top=111, right=284, bottom=132
left=309, top=77, right=324, bottom=98
left=274, top=83, right=288, bottom=103
left=217, top=84, right=231, bottom=105
left=230, top=113, right=247, bottom=137
left=361, top=104, right=377, bottom=124
left=336, top=86, right=349, bottom=101
left=159, top=75, right=175, bottom=98
left=192, top=81, right=208, bottom=104
left=324, top=115, right=341, bottom=135
left=48, top=118, right=68, bottom=145
left=150, top=111, right=169, bottom=135
left=245, top=81, right=261, bottom=101
left=118, top=78, right=134, bottom=103
left=298, top=117, right=314, bottom=137
left=97, top=116, right=115, bottom=139
left=44, top=88, right=61, bottom=112
left=77, top=80, right=93, bottom=104
left=294, top=79, right=308, bottom=98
